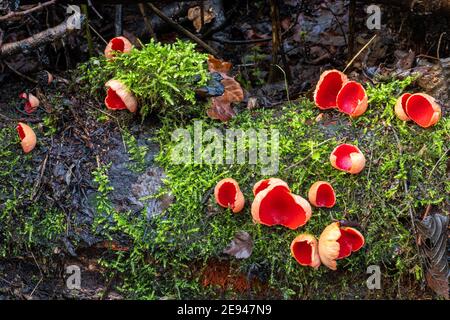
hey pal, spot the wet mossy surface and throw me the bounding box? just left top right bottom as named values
left=0, top=73, right=448, bottom=299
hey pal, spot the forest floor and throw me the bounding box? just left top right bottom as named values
left=0, top=0, right=448, bottom=299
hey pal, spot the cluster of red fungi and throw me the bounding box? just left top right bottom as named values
left=214, top=175, right=364, bottom=270
left=214, top=69, right=443, bottom=270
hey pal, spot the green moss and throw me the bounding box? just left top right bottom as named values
left=76, top=40, right=209, bottom=119
left=0, top=126, right=67, bottom=257
left=100, top=76, right=448, bottom=299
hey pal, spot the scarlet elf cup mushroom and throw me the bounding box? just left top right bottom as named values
left=290, top=233, right=321, bottom=268
left=404, top=93, right=441, bottom=128
left=251, top=179, right=312, bottom=229
left=318, top=222, right=365, bottom=270
left=104, top=80, right=138, bottom=113
left=330, top=143, right=366, bottom=174
left=308, top=181, right=336, bottom=208
left=19, top=92, right=39, bottom=114
left=214, top=178, right=245, bottom=213
left=104, top=36, right=133, bottom=59
left=395, top=93, right=441, bottom=128
left=17, top=122, right=37, bottom=154
left=314, top=70, right=368, bottom=117
left=313, top=69, right=348, bottom=110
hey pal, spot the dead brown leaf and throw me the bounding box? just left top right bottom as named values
left=187, top=6, right=216, bottom=32
left=223, top=231, right=253, bottom=259
left=207, top=55, right=232, bottom=73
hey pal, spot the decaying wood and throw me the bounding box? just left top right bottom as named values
left=0, top=13, right=84, bottom=58
left=0, top=0, right=56, bottom=22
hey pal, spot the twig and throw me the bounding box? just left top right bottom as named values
left=0, top=0, right=56, bottom=21
left=81, top=4, right=94, bottom=57
left=343, top=34, right=377, bottom=73
left=87, top=0, right=104, bottom=20
left=0, top=13, right=85, bottom=58
left=436, top=32, right=447, bottom=60
left=114, top=4, right=123, bottom=36
left=138, top=3, right=157, bottom=40
left=348, top=0, right=356, bottom=56
left=3, top=61, right=38, bottom=83
left=88, top=23, right=108, bottom=45
left=268, top=0, right=282, bottom=83
left=147, top=2, right=219, bottom=57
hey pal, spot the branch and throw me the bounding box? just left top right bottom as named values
left=0, top=13, right=85, bottom=58
left=0, top=0, right=57, bottom=22
left=147, top=2, right=219, bottom=57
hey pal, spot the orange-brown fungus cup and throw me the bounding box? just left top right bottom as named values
left=214, top=178, right=245, bottom=213
left=308, top=181, right=336, bottom=208
left=252, top=178, right=289, bottom=196
left=104, top=36, right=133, bottom=59
left=336, top=81, right=368, bottom=117
left=290, top=233, right=321, bottom=268
left=330, top=143, right=365, bottom=174
left=318, top=222, right=364, bottom=270
left=313, top=70, right=348, bottom=110
left=405, top=93, right=441, bottom=128
left=17, top=122, right=37, bottom=154
left=394, top=93, right=412, bottom=121
left=19, top=92, right=39, bottom=114
left=251, top=182, right=312, bottom=229
left=105, top=80, right=138, bottom=113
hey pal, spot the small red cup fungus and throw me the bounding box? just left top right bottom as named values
left=394, top=93, right=412, bottom=121
left=19, top=92, right=39, bottom=114
left=253, top=178, right=289, bottom=196
left=104, top=36, right=133, bottom=59
left=405, top=93, right=441, bottom=128
left=336, top=81, right=368, bottom=118
left=251, top=182, right=312, bottom=229
left=318, top=222, right=364, bottom=270
left=330, top=143, right=365, bottom=174
left=214, top=178, right=245, bottom=213
left=313, top=70, right=348, bottom=110
left=308, top=181, right=336, bottom=208
left=17, top=122, right=37, bottom=153
left=105, top=80, right=138, bottom=113
left=290, top=233, right=321, bottom=268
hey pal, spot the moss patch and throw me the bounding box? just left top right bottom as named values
left=99, top=77, right=448, bottom=299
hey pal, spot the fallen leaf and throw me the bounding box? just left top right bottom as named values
left=187, top=6, right=216, bottom=32
left=208, top=55, right=232, bottom=73
left=207, top=75, right=243, bottom=122
left=416, top=213, right=449, bottom=299
left=206, top=56, right=244, bottom=122
left=223, top=231, right=253, bottom=259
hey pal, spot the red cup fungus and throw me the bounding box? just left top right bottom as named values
left=290, top=233, right=321, bottom=268
left=104, top=36, right=133, bottom=59
left=105, top=80, right=138, bottom=113
left=19, top=92, right=39, bottom=114
left=330, top=143, right=365, bottom=174
left=253, top=178, right=289, bottom=196
left=17, top=122, right=37, bottom=153
left=251, top=181, right=312, bottom=229
left=394, top=93, right=412, bottom=121
left=313, top=70, right=348, bottom=110
left=404, top=93, right=441, bottom=128
left=308, top=181, right=336, bottom=208
left=214, top=178, right=245, bottom=213
left=336, top=81, right=368, bottom=118
left=318, top=222, right=365, bottom=270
